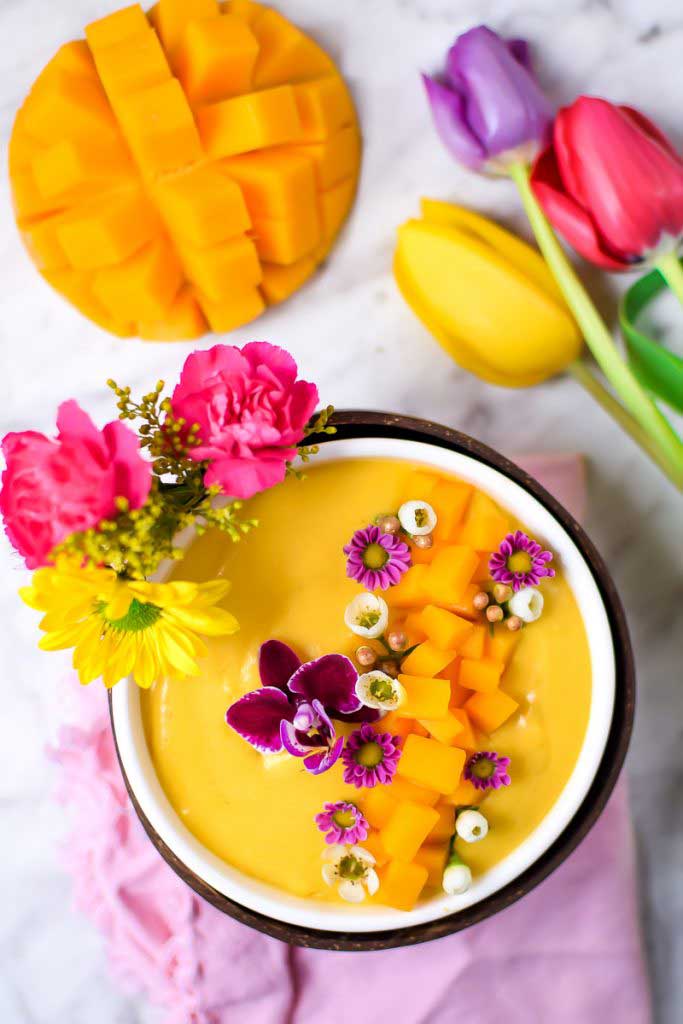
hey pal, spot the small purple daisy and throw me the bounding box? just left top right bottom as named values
left=489, top=530, right=555, bottom=592
left=344, top=524, right=411, bottom=591
left=315, top=801, right=369, bottom=845
left=464, top=751, right=511, bottom=791
left=342, top=723, right=402, bottom=788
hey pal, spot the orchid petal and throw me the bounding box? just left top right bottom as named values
left=304, top=736, right=344, bottom=775
left=280, top=718, right=318, bottom=756
left=287, top=654, right=360, bottom=715
left=259, top=639, right=301, bottom=690
left=226, top=687, right=294, bottom=753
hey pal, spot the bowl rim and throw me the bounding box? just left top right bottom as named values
left=109, top=410, right=635, bottom=951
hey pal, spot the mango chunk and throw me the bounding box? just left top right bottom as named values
left=22, top=219, right=68, bottom=271
left=360, top=786, right=398, bottom=830
left=32, top=139, right=133, bottom=201
left=362, top=831, right=389, bottom=869
left=92, top=28, right=172, bottom=101
left=398, top=734, right=466, bottom=795
left=293, top=76, right=355, bottom=141
left=459, top=624, right=486, bottom=660
left=386, top=777, right=439, bottom=807
left=198, top=286, right=264, bottom=332
left=457, top=492, right=509, bottom=551
left=486, top=629, right=520, bottom=667
left=197, top=85, right=302, bottom=158
left=251, top=8, right=334, bottom=88
left=290, top=124, right=361, bottom=190
left=260, top=255, right=316, bottom=303
left=430, top=479, right=473, bottom=541
left=56, top=190, right=158, bottom=269
left=418, top=710, right=464, bottom=747
left=450, top=709, right=476, bottom=750
left=446, top=583, right=481, bottom=621
left=419, top=605, right=473, bottom=652
left=374, top=710, right=413, bottom=741
left=410, top=539, right=444, bottom=566
left=396, top=675, right=450, bottom=721
left=403, top=610, right=427, bottom=643
left=459, top=658, right=504, bottom=694
left=43, top=268, right=133, bottom=336
left=92, top=239, right=183, bottom=321
left=400, top=468, right=438, bottom=505
left=444, top=778, right=485, bottom=808
left=155, top=0, right=220, bottom=65
left=319, top=176, right=357, bottom=240
left=381, top=801, right=440, bottom=863
left=400, top=640, right=456, bottom=678
left=383, top=564, right=430, bottom=608
left=20, top=71, right=116, bottom=144
left=223, top=149, right=316, bottom=220
left=138, top=285, right=207, bottom=340
left=178, top=14, right=259, bottom=103
left=251, top=207, right=321, bottom=265
left=472, top=551, right=493, bottom=583
left=411, top=721, right=430, bottom=738
left=426, top=546, right=479, bottom=606
left=379, top=859, right=428, bottom=911
left=427, top=803, right=455, bottom=843
left=117, top=78, right=202, bottom=176
left=465, top=690, right=519, bottom=734
left=85, top=5, right=149, bottom=50
left=414, top=843, right=448, bottom=888
left=181, top=236, right=261, bottom=302
left=222, top=0, right=264, bottom=25
left=156, top=166, right=250, bottom=246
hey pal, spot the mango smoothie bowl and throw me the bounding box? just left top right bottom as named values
left=110, top=413, right=634, bottom=949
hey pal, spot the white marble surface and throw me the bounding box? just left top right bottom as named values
left=1, top=0, right=682, bottom=1021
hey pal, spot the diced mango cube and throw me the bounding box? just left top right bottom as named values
left=384, top=564, right=430, bottom=608
left=381, top=801, right=440, bottom=863
left=251, top=207, right=321, bottom=265
left=50, top=40, right=97, bottom=79
left=197, top=85, right=302, bottom=158
left=403, top=610, right=427, bottom=643
left=419, top=605, right=473, bottom=652
left=290, top=124, right=361, bottom=190
left=155, top=0, right=220, bottom=65
left=20, top=71, right=116, bottom=144
left=85, top=4, right=149, bottom=50
left=156, top=166, right=251, bottom=246
left=430, top=479, right=473, bottom=542
left=400, top=468, right=438, bottom=505
left=444, top=778, right=485, bottom=808
left=222, top=0, right=264, bottom=25
left=459, top=658, right=504, bottom=694
left=465, top=690, right=519, bottom=734
left=56, top=190, right=158, bottom=269
left=472, top=552, right=493, bottom=583
left=360, top=786, right=398, bottom=830
left=459, top=625, right=486, bottom=660
left=457, top=493, right=510, bottom=551
left=319, top=175, right=357, bottom=240
left=223, top=149, right=317, bottom=221
left=450, top=709, right=476, bottom=750
left=401, top=640, right=456, bottom=678
left=375, top=710, right=413, bottom=741
left=426, top=546, right=479, bottom=606
left=32, top=139, right=133, bottom=200
left=138, top=285, right=207, bottom=340
left=485, top=629, right=520, bottom=667
left=92, top=28, right=172, bottom=101
left=379, top=860, right=429, bottom=911
left=396, top=675, right=450, bottom=721
left=181, top=236, right=261, bottom=302
left=414, top=843, right=448, bottom=888
left=92, top=239, right=183, bottom=321
left=117, top=78, right=202, bottom=176
left=385, top=776, right=439, bottom=806
left=411, top=721, right=430, bottom=738
left=21, top=219, right=68, bottom=271
left=259, top=256, right=316, bottom=303
left=362, top=831, right=389, bottom=869
left=198, top=286, right=264, bottom=332
left=178, top=14, right=259, bottom=102
left=293, top=76, right=355, bottom=141
left=446, top=583, right=481, bottom=621
left=43, top=268, right=133, bottom=336
left=426, top=803, right=455, bottom=843
left=251, top=8, right=334, bottom=88
left=398, top=734, right=466, bottom=795
left=418, top=710, right=464, bottom=747
left=409, top=540, right=444, bottom=565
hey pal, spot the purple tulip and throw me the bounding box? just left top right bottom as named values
left=422, top=25, right=554, bottom=173
left=225, top=640, right=378, bottom=776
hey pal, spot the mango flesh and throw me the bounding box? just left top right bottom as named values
left=9, top=0, right=360, bottom=338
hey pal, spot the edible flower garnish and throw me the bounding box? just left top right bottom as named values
left=321, top=844, right=379, bottom=903
left=315, top=802, right=369, bottom=846
left=507, top=586, right=544, bottom=623
left=342, top=723, right=402, bottom=788
left=489, top=530, right=555, bottom=592
left=355, top=670, right=406, bottom=712
left=455, top=808, right=489, bottom=843
left=464, top=751, right=512, bottom=791
left=442, top=846, right=472, bottom=895
left=397, top=499, right=437, bottom=536
left=344, top=592, right=389, bottom=639
left=344, top=524, right=411, bottom=591
left=226, top=640, right=377, bottom=774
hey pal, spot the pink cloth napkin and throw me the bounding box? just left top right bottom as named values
left=48, top=454, right=651, bottom=1024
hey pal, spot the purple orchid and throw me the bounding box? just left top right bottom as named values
left=422, top=25, right=554, bottom=173
left=225, top=640, right=377, bottom=776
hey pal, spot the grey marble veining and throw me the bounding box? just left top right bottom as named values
left=1, top=1, right=682, bottom=1022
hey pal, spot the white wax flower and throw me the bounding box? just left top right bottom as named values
left=442, top=860, right=472, bottom=895
left=344, top=592, right=389, bottom=639
left=321, top=844, right=379, bottom=903
left=507, top=586, right=544, bottom=623
left=455, top=809, right=489, bottom=843
left=398, top=500, right=437, bottom=536
left=356, top=670, right=406, bottom=711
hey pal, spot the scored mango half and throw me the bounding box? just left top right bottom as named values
left=394, top=199, right=582, bottom=387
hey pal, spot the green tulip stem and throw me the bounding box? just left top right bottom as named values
left=509, top=161, right=683, bottom=491
left=654, top=249, right=683, bottom=308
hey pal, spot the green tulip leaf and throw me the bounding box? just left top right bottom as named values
left=620, top=268, right=683, bottom=413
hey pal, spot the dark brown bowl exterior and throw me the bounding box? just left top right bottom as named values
left=109, top=411, right=635, bottom=951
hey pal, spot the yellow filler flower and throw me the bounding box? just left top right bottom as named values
left=394, top=199, right=582, bottom=387
left=20, top=559, right=238, bottom=689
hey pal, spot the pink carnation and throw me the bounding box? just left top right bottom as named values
left=1, top=400, right=151, bottom=569
left=171, top=342, right=319, bottom=500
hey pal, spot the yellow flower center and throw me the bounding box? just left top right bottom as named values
left=507, top=551, right=532, bottom=574
left=357, top=741, right=384, bottom=768
left=363, top=542, right=389, bottom=570
left=98, top=597, right=163, bottom=633
left=333, top=808, right=357, bottom=829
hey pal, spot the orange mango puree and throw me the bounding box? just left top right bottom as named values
left=141, top=458, right=591, bottom=905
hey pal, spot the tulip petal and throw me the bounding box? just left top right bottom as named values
left=531, top=147, right=630, bottom=271
left=259, top=639, right=301, bottom=691
left=287, top=654, right=360, bottom=715
left=226, top=686, right=294, bottom=753
left=421, top=74, right=486, bottom=169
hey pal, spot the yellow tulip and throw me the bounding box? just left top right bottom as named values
left=394, top=199, right=582, bottom=387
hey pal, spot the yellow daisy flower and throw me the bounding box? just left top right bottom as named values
left=20, top=558, right=238, bottom=689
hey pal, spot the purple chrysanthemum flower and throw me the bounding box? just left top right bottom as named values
left=315, top=801, right=369, bottom=845
left=489, top=530, right=555, bottom=592
left=464, top=751, right=511, bottom=791
left=343, top=524, right=411, bottom=591
left=342, top=723, right=402, bottom=788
